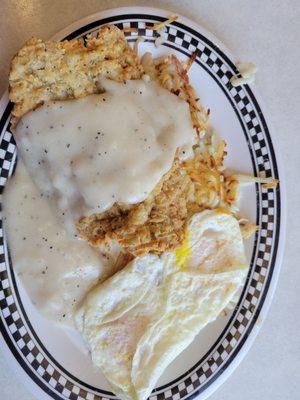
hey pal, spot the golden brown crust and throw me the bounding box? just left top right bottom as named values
left=9, top=25, right=142, bottom=123
left=77, top=160, right=195, bottom=257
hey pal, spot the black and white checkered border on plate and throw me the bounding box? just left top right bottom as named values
left=0, top=14, right=280, bottom=400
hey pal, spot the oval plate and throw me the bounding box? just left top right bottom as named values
left=0, top=6, right=285, bottom=400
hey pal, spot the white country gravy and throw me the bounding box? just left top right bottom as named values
left=3, top=162, right=119, bottom=326
left=14, top=79, right=196, bottom=232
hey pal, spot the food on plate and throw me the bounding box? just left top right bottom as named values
left=9, top=25, right=142, bottom=124
left=230, top=62, right=258, bottom=87
left=3, top=161, right=126, bottom=324
left=9, top=26, right=239, bottom=257
left=13, top=78, right=197, bottom=234
left=3, top=20, right=275, bottom=400
left=77, top=129, right=237, bottom=256
left=76, top=210, right=247, bottom=400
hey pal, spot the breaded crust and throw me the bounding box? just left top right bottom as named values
left=9, top=25, right=142, bottom=124
left=77, top=160, right=195, bottom=256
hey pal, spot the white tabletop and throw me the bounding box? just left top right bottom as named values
left=1, top=1, right=299, bottom=399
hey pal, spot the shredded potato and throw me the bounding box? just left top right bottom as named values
left=231, top=174, right=279, bottom=188
left=182, top=132, right=239, bottom=213
left=230, top=62, right=258, bottom=87
left=141, top=52, right=209, bottom=133
left=239, top=219, right=258, bottom=240
left=122, top=27, right=138, bottom=33
left=133, top=37, right=145, bottom=54
left=262, top=180, right=279, bottom=189
left=185, top=50, right=199, bottom=73
left=145, top=16, right=178, bottom=31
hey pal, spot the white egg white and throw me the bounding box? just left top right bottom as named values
left=76, top=210, right=248, bottom=400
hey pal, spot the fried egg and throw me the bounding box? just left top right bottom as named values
left=76, top=210, right=248, bottom=400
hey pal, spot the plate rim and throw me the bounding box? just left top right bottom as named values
left=0, top=6, right=286, bottom=400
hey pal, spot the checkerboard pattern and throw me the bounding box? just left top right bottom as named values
left=0, top=130, right=16, bottom=191
left=0, top=15, right=280, bottom=400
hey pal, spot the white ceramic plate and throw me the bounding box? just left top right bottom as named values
left=0, top=7, right=285, bottom=400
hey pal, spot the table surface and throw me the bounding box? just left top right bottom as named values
left=1, top=1, right=299, bottom=399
